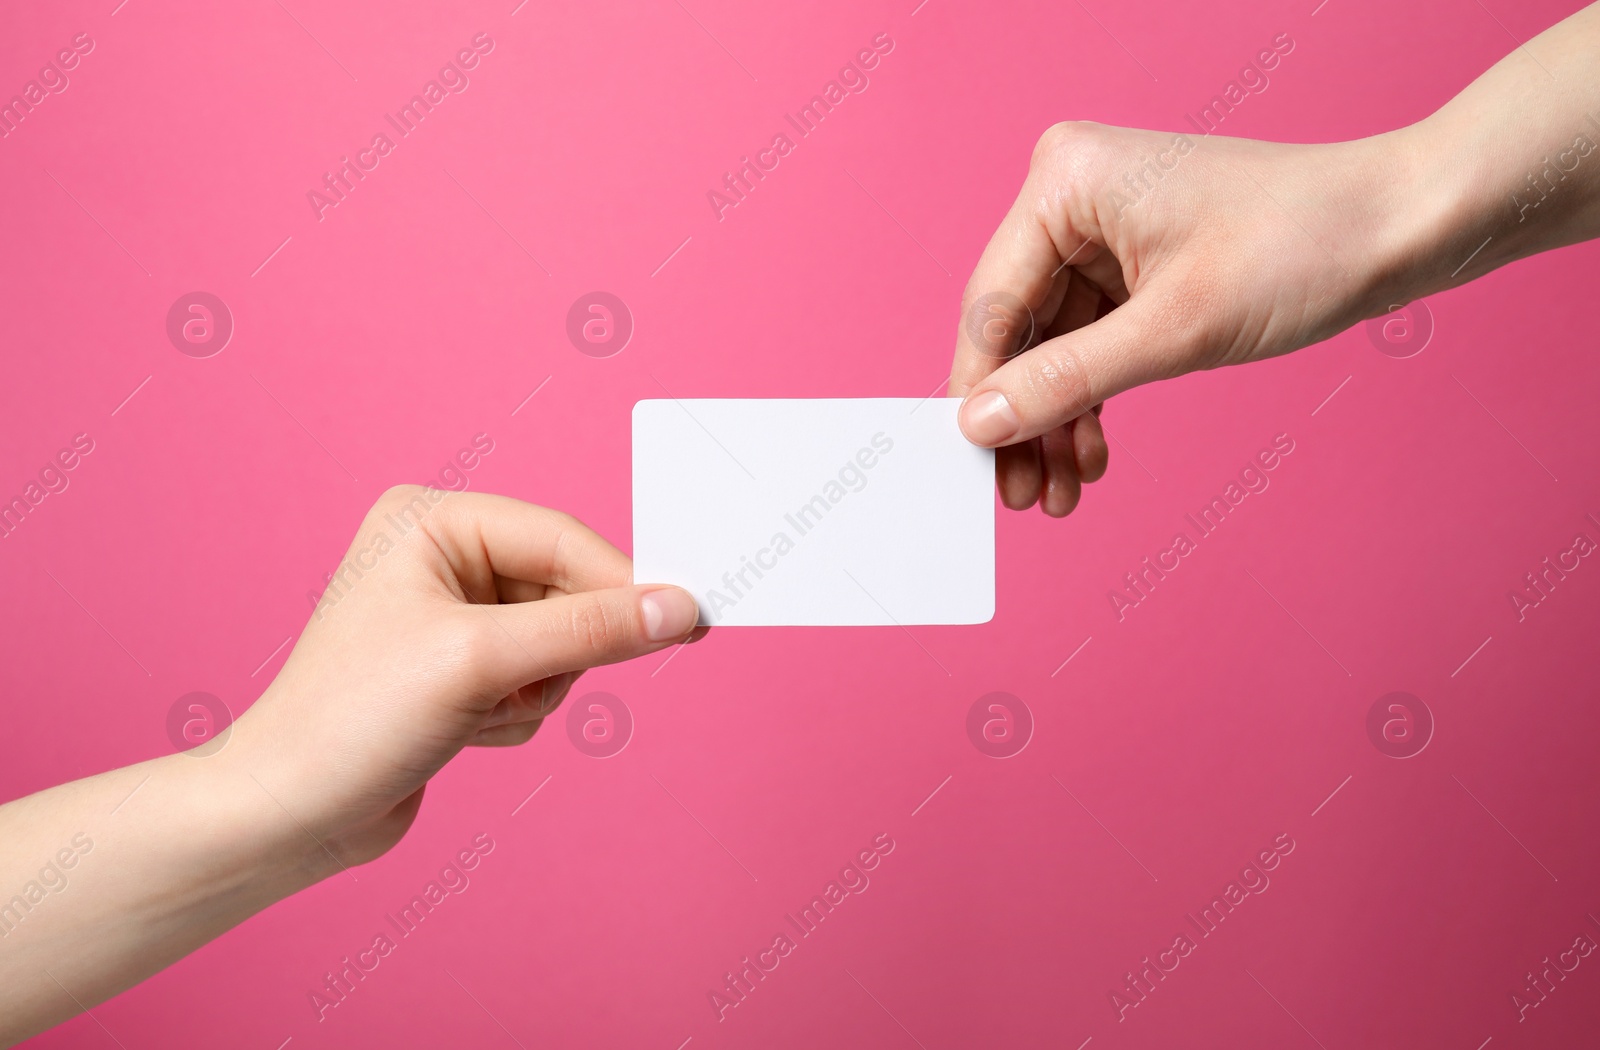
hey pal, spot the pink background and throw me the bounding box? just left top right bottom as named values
left=5, top=0, right=1600, bottom=1046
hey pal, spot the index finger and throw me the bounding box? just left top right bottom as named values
left=399, top=488, right=633, bottom=594
left=949, top=142, right=1102, bottom=399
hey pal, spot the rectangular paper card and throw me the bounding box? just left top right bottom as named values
left=632, top=398, right=994, bottom=626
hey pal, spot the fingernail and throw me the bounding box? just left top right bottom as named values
left=961, top=390, right=1021, bottom=445
left=641, top=588, right=699, bottom=641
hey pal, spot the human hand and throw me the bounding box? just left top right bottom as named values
left=949, top=121, right=1430, bottom=516
left=226, top=486, right=702, bottom=869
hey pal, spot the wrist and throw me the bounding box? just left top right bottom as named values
left=168, top=745, right=341, bottom=894
left=1342, top=120, right=1482, bottom=317
left=222, top=686, right=420, bottom=870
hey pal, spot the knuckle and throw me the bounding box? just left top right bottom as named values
left=1026, top=344, right=1095, bottom=417
left=564, top=596, right=626, bottom=653
left=376, top=483, right=427, bottom=509
left=1031, top=120, right=1101, bottom=176
left=1032, top=121, right=1081, bottom=167
left=451, top=616, right=502, bottom=673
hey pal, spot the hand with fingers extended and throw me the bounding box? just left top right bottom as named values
left=950, top=1, right=1600, bottom=516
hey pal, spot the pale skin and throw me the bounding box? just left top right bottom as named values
left=0, top=488, right=703, bottom=1045
left=951, top=2, right=1600, bottom=515
left=5, top=7, right=1600, bottom=1045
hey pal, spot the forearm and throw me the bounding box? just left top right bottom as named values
left=1398, top=2, right=1600, bottom=299
left=0, top=749, right=330, bottom=1045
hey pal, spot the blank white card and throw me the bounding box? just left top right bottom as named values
left=632, top=398, right=994, bottom=626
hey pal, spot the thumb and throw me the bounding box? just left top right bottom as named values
left=956, top=286, right=1177, bottom=447
left=473, top=584, right=700, bottom=693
